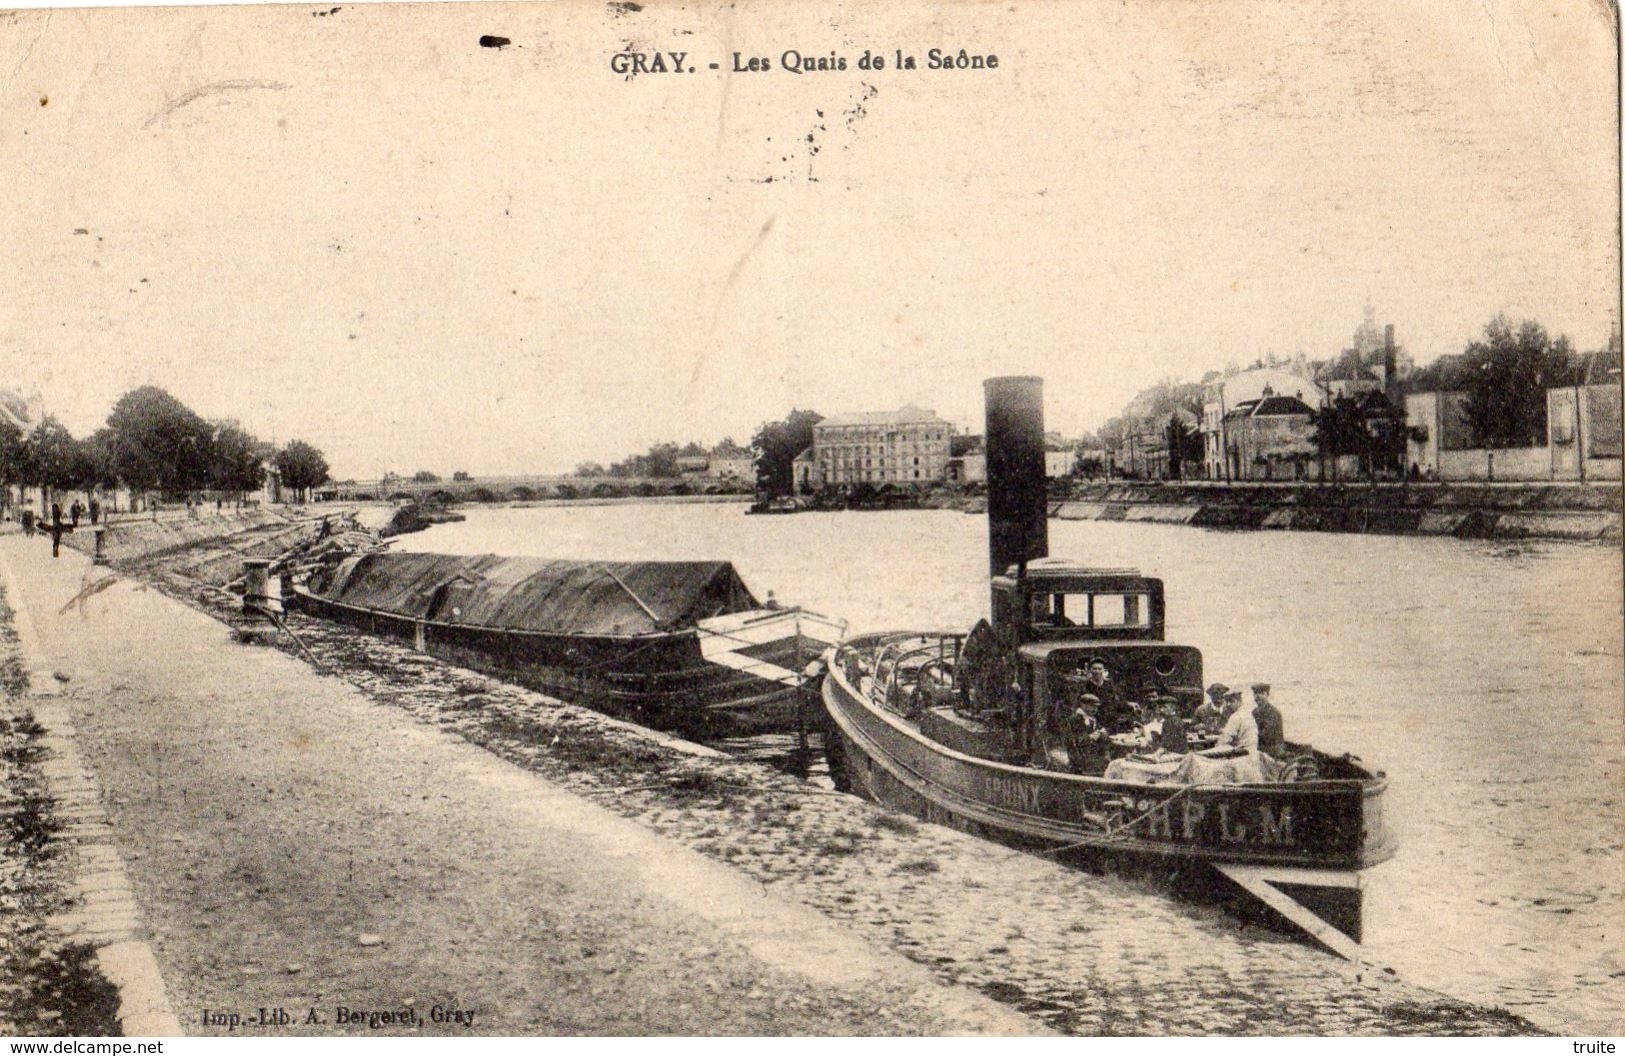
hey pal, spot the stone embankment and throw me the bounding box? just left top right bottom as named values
left=49, top=509, right=349, bottom=596
left=927, top=481, right=1621, bottom=543
left=54, top=508, right=307, bottom=566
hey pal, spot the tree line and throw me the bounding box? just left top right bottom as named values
left=570, top=412, right=821, bottom=496
left=572, top=438, right=751, bottom=480
left=0, top=385, right=331, bottom=512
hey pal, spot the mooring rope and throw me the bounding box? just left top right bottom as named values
left=248, top=603, right=325, bottom=672
left=1037, top=780, right=1207, bottom=857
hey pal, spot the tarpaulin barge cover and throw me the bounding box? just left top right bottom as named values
left=317, top=552, right=757, bottom=633
left=293, top=551, right=823, bottom=739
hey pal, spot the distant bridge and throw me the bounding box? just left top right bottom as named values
left=318, top=474, right=751, bottom=503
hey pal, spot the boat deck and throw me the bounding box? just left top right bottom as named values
left=824, top=633, right=1395, bottom=873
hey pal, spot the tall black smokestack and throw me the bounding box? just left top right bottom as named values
left=984, top=376, right=1049, bottom=579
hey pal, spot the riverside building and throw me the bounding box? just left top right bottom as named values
left=1201, top=367, right=1323, bottom=481
left=812, top=405, right=954, bottom=486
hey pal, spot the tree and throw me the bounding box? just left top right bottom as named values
left=1164, top=414, right=1202, bottom=480
left=0, top=421, right=35, bottom=516
left=209, top=424, right=266, bottom=500
left=643, top=442, right=681, bottom=478
left=1460, top=316, right=1581, bottom=449
left=1308, top=393, right=1406, bottom=481
left=451, top=471, right=471, bottom=481
left=1120, top=378, right=1204, bottom=425
left=411, top=470, right=441, bottom=483
left=69, top=427, right=121, bottom=499
left=1095, top=417, right=1129, bottom=474
left=751, top=409, right=822, bottom=496
left=0, top=419, right=30, bottom=512
left=1310, top=396, right=1365, bottom=480
left=608, top=442, right=681, bottom=478
left=105, top=386, right=214, bottom=496
left=573, top=461, right=606, bottom=477
left=1405, top=355, right=1470, bottom=394
left=25, top=417, right=80, bottom=498
left=274, top=440, right=330, bottom=502
left=1365, top=398, right=1409, bottom=479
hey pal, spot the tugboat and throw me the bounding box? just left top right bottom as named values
left=820, top=377, right=1395, bottom=955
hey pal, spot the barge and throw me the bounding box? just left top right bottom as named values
left=293, top=551, right=842, bottom=740
left=820, top=377, right=1395, bottom=954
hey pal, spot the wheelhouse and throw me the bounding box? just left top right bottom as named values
left=990, top=559, right=1167, bottom=645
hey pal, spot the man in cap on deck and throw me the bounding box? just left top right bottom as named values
left=1252, top=683, right=1285, bottom=757
left=1083, top=659, right=1124, bottom=712
left=1194, top=683, right=1227, bottom=734
left=1063, top=693, right=1112, bottom=776
left=1217, top=687, right=1259, bottom=753
left=1157, top=695, right=1189, bottom=754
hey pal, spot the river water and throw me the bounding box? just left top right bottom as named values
left=391, top=502, right=1623, bottom=1034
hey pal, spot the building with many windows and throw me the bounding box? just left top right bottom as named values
left=811, top=405, right=954, bottom=487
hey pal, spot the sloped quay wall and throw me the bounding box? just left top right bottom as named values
left=58, top=508, right=308, bottom=566
left=1043, top=481, right=1622, bottom=543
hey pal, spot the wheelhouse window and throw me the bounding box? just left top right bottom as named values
left=1030, top=591, right=1151, bottom=628
left=1090, top=593, right=1150, bottom=627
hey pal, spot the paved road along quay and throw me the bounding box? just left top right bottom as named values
left=0, top=537, right=1038, bottom=1036
left=0, top=532, right=1544, bottom=1036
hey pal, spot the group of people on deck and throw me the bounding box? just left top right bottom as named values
left=1051, top=664, right=1286, bottom=776
left=1194, top=681, right=1285, bottom=757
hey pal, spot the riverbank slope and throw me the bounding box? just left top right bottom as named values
left=922, top=481, right=1622, bottom=543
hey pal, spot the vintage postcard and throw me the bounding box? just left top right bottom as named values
left=1, top=0, right=1620, bottom=1041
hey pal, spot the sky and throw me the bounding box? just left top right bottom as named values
left=2, top=0, right=1618, bottom=479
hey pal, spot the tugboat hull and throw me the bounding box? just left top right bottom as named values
left=822, top=644, right=1392, bottom=869
left=821, top=635, right=1394, bottom=953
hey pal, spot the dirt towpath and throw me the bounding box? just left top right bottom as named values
left=0, top=538, right=1042, bottom=1036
